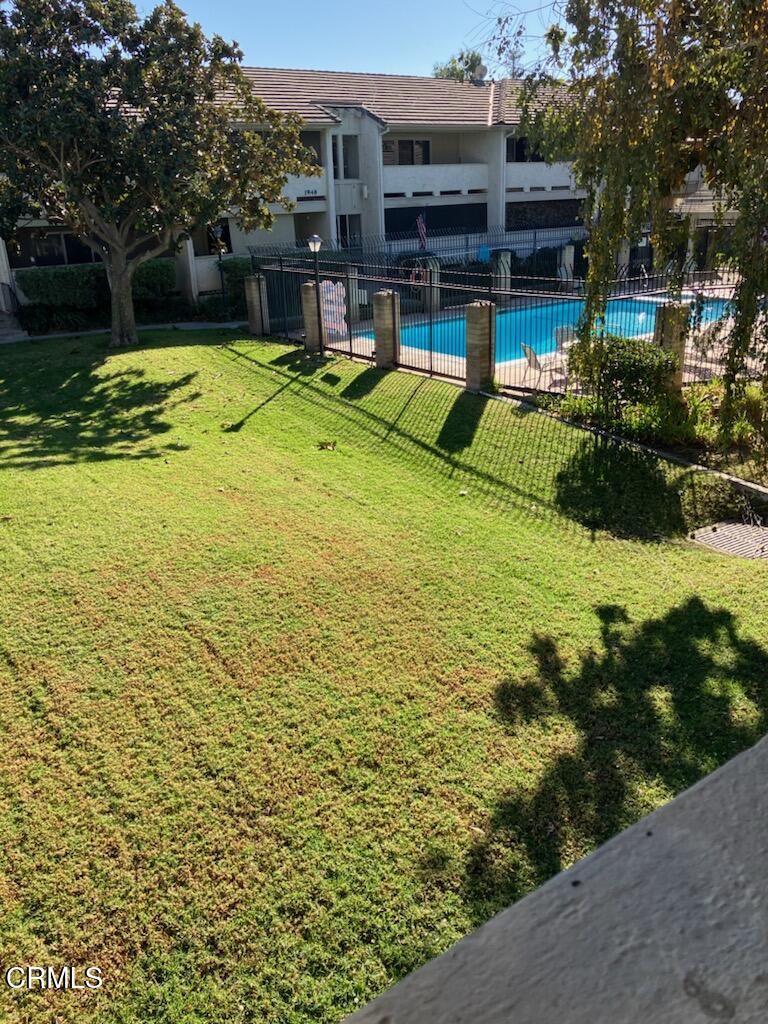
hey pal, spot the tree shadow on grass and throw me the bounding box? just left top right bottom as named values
left=457, top=598, right=768, bottom=926
left=436, top=392, right=489, bottom=454
left=0, top=346, right=197, bottom=470
left=340, top=367, right=389, bottom=401
left=554, top=434, right=687, bottom=539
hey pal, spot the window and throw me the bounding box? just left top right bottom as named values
left=382, top=139, right=431, bottom=166
left=414, top=140, right=430, bottom=165
left=190, top=219, right=233, bottom=257
left=332, top=137, right=339, bottom=179
left=384, top=202, right=487, bottom=237
left=506, top=136, right=544, bottom=163
left=337, top=214, right=362, bottom=248
left=342, top=135, right=359, bottom=179
left=505, top=199, right=582, bottom=230
left=7, top=227, right=99, bottom=268
left=299, top=131, right=322, bottom=166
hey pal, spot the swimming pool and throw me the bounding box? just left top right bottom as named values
left=394, top=294, right=730, bottom=363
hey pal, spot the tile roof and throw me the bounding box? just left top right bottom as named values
left=239, top=66, right=533, bottom=127
left=493, top=79, right=564, bottom=125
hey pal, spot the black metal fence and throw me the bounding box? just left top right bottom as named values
left=257, top=256, right=741, bottom=395
left=250, top=224, right=588, bottom=275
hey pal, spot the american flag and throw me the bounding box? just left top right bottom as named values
left=416, top=213, right=427, bottom=250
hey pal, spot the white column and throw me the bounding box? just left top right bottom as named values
left=175, top=237, right=199, bottom=305
left=0, top=238, right=13, bottom=312
left=486, top=129, right=507, bottom=230
left=322, top=128, right=338, bottom=245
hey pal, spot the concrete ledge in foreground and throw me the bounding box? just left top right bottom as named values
left=345, top=735, right=768, bottom=1024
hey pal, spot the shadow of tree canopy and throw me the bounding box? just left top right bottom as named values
left=554, top=434, right=687, bottom=539
left=458, top=598, right=768, bottom=925
left=436, top=392, right=490, bottom=454
left=0, top=348, right=197, bottom=469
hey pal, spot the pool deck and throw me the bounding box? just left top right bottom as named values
left=305, top=285, right=745, bottom=395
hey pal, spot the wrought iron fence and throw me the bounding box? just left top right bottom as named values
left=249, top=224, right=588, bottom=276
left=256, top=256, right=743, bottom=396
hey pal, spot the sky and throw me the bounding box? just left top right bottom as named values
left=140, top=0, right=554, bottom=77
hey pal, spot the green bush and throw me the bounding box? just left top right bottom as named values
left=220, top=257, right=251, bottom=317
left=568, top=334, right=678, bottom=414
left=16, top=259, right=177, bottom=309
left=16, top=264, right=108, bottom=308
left=16, top=304, right=94, bottom=334
left=132, top=260, right=177, bottom=303
left=15, top=258, right=182, bottom=333
left=194, top=295, right=232, bottom=322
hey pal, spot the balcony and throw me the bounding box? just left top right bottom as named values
left=505, top=161, right=576, bottom=194
left=382, top=163, right=488, bottom=200
left=672, top=171, right=723, bottom=218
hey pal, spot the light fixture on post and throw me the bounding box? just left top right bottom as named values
left=212, top=223, right=227, bottom=317
left=307, top=234, right=324, bottom=354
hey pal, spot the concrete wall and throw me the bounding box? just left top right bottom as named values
left=346, top=734, right=768, bottom=1024
left=460, top=128, right=506, bottom=227
left=505, top=161, right=577, bottom=193
left=331, top=108, right=385, bottom=237
left=384, top=132, right=462, bottom=164
left=382, top=163, right=488, bottom=197
left=229, top=215, right=296, bottom=254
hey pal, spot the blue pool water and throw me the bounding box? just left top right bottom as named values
left=395, top=294, right=729, bottom=363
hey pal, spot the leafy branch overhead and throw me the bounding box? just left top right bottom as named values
left=0, top=0, right=319, bottom=345
left=497, top=0, right=768, bottom=425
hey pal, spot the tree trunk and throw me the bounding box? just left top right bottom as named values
left=108, top=253, right=139, bottom=347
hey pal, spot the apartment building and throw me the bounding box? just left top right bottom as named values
left=1, top=67, right=588, bottom=305
left=227, top=67, right=583, bottom=244
left=0, top=64, right=736, bottom=310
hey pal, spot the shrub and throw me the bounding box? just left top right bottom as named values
left=132, top=259, right=177, bottom=303
left=15, top=259, right=181, bottom=333
left=568, top=334, right=678, bottom=415
left=220, top=257, right=251, bottom=317
left=16, top=264, right=108, bottom=308
left=16, top=304, right=93, bottom=334
left=195, top=295, right=232, bottom=322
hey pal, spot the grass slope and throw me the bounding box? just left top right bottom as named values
left=0, top=330, right=766, bottom=1023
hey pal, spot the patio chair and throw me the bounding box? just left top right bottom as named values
left=554, top=326, right=578, bottom=354
left=522, top=343, right=568, bottom=391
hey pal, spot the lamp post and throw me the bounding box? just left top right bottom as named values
left=212, top=223, right=227, bottom=318
left=307, top=234, right=324, bottom=354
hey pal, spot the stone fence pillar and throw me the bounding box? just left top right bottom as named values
left=244, top=274, right=270, bottom=336
left=301, top=281, right=323, bottom=353
left=653, top=302, right=688, bottom=392
left=373, top=290, right=400, bottom=369
left=559, top=243, right=575, bottom=279
left=465, top=301, right=496, bottom=393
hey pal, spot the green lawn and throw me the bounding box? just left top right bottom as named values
left=1, top=330, right=767, bottom=1024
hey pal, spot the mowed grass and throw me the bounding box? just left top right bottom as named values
left=0, top=329, right=767, bottom=1024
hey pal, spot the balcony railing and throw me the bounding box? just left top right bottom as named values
left=505, top=161, right=576, bottom=193
left=383, top=163, right=488, bottom=199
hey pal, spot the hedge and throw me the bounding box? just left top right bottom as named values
left=220, top=257, right=252, bottom=317
left=15, top=260, right=177, bottom=309
left=15, top=259, right=183, bottom=334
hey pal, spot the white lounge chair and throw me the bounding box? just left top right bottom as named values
left=522, top=343, right=568, bottom=391
left=554, top=326, right=578, bottom=353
